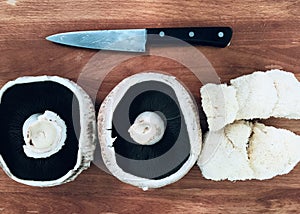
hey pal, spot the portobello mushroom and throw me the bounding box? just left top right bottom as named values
left=0, top=76, right=96, bottom=186
left=98, top=72, right=202, bottom=190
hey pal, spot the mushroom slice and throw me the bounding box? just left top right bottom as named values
left=0, top=76, right=96, bottom=187
left=266, top=69, right=300, bottom=119
left=201, top=70, right=300, bottom=131
left=230, top=71, right=277, bottom=120
left=198, top=120, right=254, bottom=181
left=198, top=121, right=300, bottom=181
left=200, top=83, right=238, bottom=131
left=249, top=123, right=300, bottom=180
left=98, top=72, right=201, bottom=189
left=199, top=69, right=300, bottom=181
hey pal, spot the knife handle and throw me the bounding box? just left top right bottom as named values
left=147, top=27, right=232, bottom=48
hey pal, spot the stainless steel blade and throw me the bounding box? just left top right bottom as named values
left=46, top=29, right=147, bottom=52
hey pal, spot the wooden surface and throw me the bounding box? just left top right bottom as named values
left=1, top=0, right=300, bottom=213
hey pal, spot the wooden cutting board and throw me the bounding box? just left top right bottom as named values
left=0, top=0, right=299, bottom=213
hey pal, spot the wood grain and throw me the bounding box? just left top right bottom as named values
left=0, top=0, right=300, bottom=213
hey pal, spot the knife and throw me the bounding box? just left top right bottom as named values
left=46, top=27, right=232, bottom=52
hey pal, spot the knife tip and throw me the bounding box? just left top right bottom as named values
left=45, top=34, right=61, bottom=43
left=45, top=35, right=54, bottom=42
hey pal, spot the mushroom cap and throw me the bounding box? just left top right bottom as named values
left=0, top=76, right=96, bottom=187
left=98, top=72, right=201, bottom=189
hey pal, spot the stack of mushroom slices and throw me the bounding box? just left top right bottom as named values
left=198, top=69, right=300, bottom=181
left=98, top=72, right=202, bottom=190
left=0, top=76, right=96, bottom=187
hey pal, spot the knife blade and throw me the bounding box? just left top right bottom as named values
left=46, top=27, right=232, bottom=52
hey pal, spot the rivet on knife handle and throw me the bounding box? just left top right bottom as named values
left=147, top=27, right=232, bottom=48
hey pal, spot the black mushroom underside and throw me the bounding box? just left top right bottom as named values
left=0, top=81, right=81, bottom=181
left=111, top=81, right=190, bottom=179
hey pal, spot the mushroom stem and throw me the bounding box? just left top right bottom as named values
left=22, top=110, right=67, bottom=158
left=128, top=111, right=166, bottom=145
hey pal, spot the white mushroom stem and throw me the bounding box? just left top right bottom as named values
left=22, top=110, right=67, bottom=158
left=128, top=111, right=166, bottom=145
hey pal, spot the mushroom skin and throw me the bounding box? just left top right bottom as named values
left=128, top=111, right=166, bottom=145
left=98, top=72, right=201, bottom=190
left=0, top=76, right=96, bottom=187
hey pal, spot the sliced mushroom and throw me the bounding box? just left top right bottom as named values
left=201, top=69, right=300, bottom=131
left=198, top=120, right=300, bottom=181
left=98, top=72, right=201, bottom=189
left=198, top=69, right=300, bottom=181
left=0, top=76, right=96, bottom=187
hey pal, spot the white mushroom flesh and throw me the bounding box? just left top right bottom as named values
left=200, top=83, right=238, bottom=131
left=230, top=71, right=277, bottom=120
left=199, top=69, right=300, bottom=181
left=198, top=121, right=300, bottom=181
left=22, top=110, right=67, bottom=158
left=201, top=69, right=300, bottom=131
left=128, top=111, right=166, bottom=145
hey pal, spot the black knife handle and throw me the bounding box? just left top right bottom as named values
left=146, top=27, right=232, bottom=48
